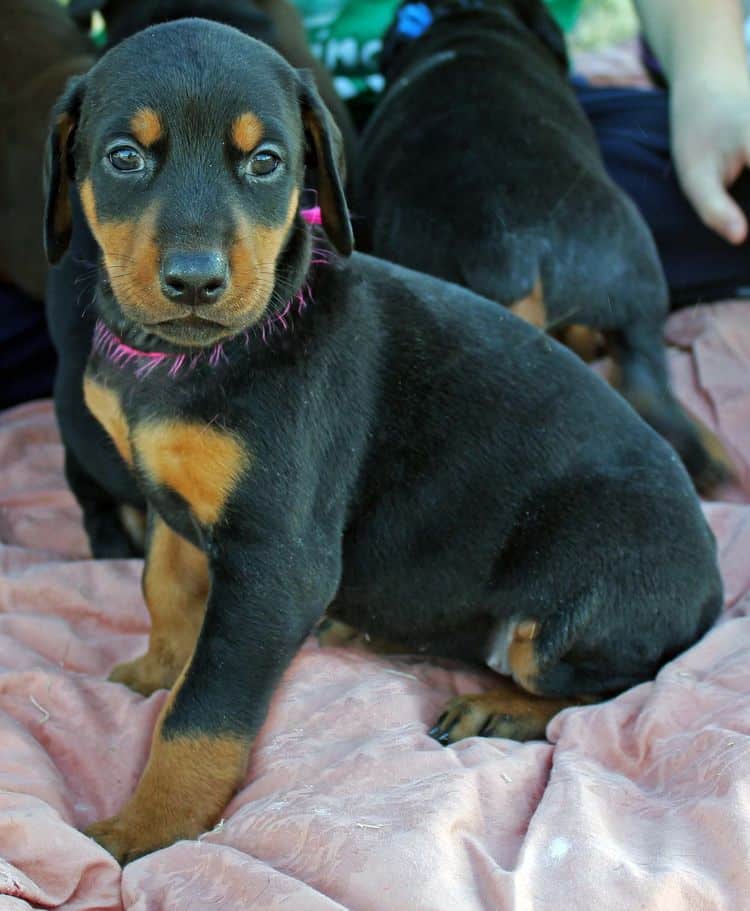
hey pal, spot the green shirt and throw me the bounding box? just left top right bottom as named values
left=296, top=0, right=582, bottom=100
left=546, top=0, right=583, bottom=32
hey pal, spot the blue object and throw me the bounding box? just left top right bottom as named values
left=396, top=3, right=434, bottom=39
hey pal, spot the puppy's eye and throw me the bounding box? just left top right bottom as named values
left=248, top=150, right=281, bottom=177
left=107, top=146, right=145, bottom=172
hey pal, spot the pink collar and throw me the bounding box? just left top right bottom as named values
left=302, top=206, right=322, bottom=225
left=92, top=207, right=325, bottom=377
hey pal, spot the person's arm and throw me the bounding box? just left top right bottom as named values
left=635, top=0, right=750, bottom=244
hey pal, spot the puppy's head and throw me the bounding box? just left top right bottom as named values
left=45, top=19, right=351, bottom=348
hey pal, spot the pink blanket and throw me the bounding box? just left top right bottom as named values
left=1, top=302, right=750, bottom=910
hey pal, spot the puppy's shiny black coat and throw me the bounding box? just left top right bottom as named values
left=45, top=20, right=721, bottom=863
left=355, top=0, right=730, bottom=493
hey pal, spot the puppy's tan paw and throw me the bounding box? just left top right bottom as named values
left=108, top=653, right=178, bottom=696
left=86, top=814, right=153, bottom=866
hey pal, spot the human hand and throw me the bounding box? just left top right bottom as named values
left=671, top=82, right=750, bottom=245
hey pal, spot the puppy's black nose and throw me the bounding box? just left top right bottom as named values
left=160, top=251, right=228, bottom=305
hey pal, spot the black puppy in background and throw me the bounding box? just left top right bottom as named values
left=0, top=0, right=94, bottom=302
left=47, top=0, right=355, bottom=557
left=355, top=0, right=732, bottom=494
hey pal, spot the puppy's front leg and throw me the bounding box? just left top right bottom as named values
left=87, top=540, right=334, bottom=864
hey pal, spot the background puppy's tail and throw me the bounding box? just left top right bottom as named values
left=608, top=325, right=734, bottom=495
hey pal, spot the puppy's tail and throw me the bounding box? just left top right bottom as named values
left=608, top=324, right=734, bottom=495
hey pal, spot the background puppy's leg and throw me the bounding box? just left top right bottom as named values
left=607, top=322, right=735, bottom=493
left=109, top=512, right=208, bottom=696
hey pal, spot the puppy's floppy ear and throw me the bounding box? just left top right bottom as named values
left=44, top=75, right=86, bottom=265
left=510, top=0, right=568, bottom=71
left=297, top=70, right=353, bottom=256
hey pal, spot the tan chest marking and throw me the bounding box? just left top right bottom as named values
left=83, top=377, right=133, bottom=466
left=133, top=421, right=250, bottom=526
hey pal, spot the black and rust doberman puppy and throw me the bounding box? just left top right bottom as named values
left=48, top=0, right=356, bottom=558
left=45, top=19, right=721, bottom=863
left=354, top=0, right=732, bottom=495
left=0, top=0, right=94, bottom=301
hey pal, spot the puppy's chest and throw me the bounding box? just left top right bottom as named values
left=83, top=358, right=250, bottom=532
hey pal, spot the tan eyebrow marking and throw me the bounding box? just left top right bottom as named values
left=130, top=107, right=163, bottom=147
left=231, top=111, right=264, bottom=154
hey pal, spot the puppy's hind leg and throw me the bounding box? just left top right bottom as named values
left=429, top=590, right=650, bottom=746
left=428, top=614, right=598, bottom=745
left=608, top=320, right=734, bottom=494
